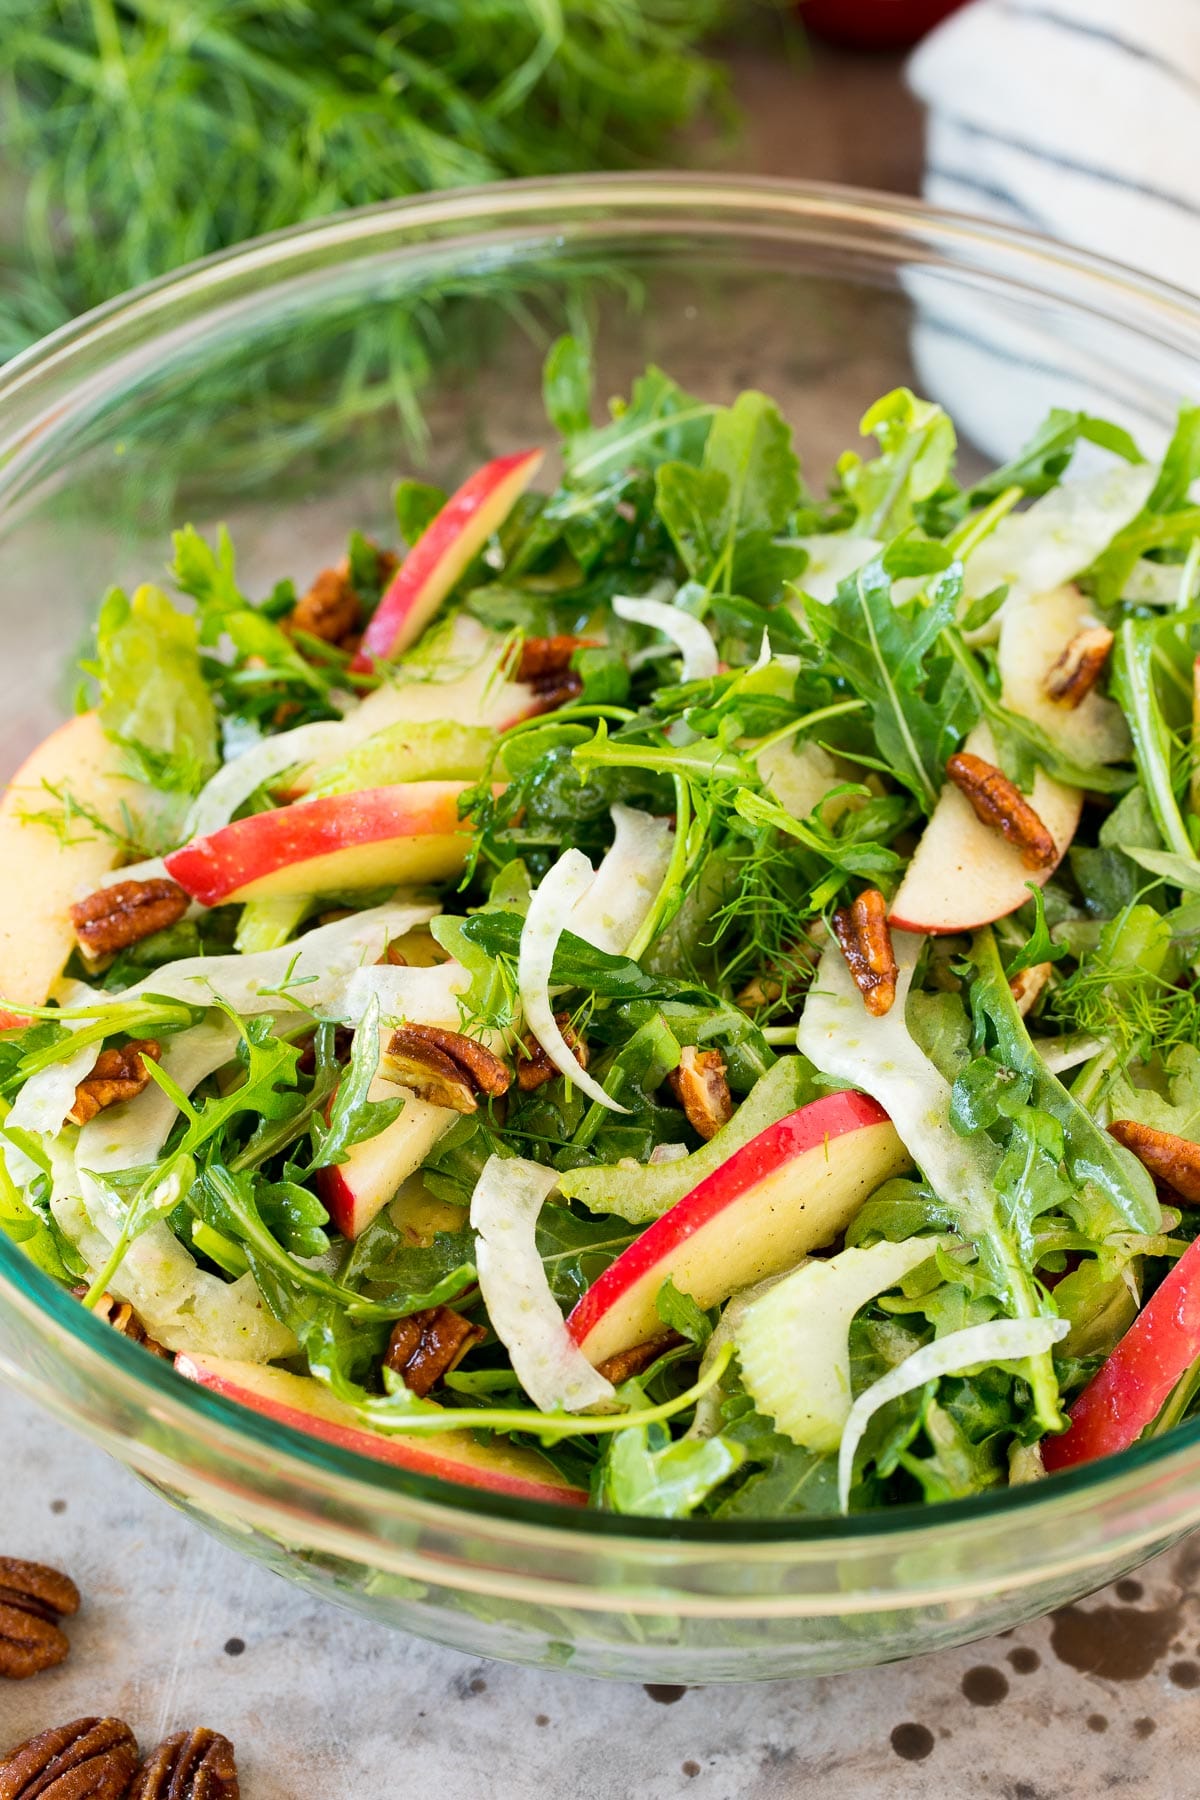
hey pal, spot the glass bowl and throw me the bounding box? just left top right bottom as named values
left=3, top=175, right=1200, bottom=1684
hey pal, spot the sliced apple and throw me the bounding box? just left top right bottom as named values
left=165, top=780, right=481, bottom=907
left=175, top=1352, right=586, bottom=1505
left=318, top=1091, right=458, bottom=1239
left=564, top=1091, right=911, bottom=1368
left=0, top=711, right=142, bottom=1012
left=887, top=722, right=1082, bottom=936
left=353, top=449, right=544, bottom=671
left=349, top=616, right=541, bottom=745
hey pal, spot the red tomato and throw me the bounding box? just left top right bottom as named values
left=1042, top=1238, right=1200, bottom=1472
left=799, top=0, right=968, bottom=51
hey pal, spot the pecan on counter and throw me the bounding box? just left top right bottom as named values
left=1009, top=960, right=1053, bottom=1018
left=382, top=1024, right=511, bottom=1114
left=72, top=1288, right=169, bottom=1360
left=70, top=878, right=189, bottom=961
left=1044, top=625, right=1115, bottom=708
left=129, top=1728, right=239, bottom=1800
left=0, top=1717, right=138, bottom=1799
left=945, top=751, right=1057, bottom=871
left=384, top=1306, right=485, bottom=1398
left=516, top=1014, right=589, bottom=1092
left=68, top=1040, right=161, bottom=1128
left=831, top=887, right=899, bottom=1018
left=1109, top=1118, right=1200, bottom=1204
left=0, top=1558, right=80, bottom=1682
left=667, top=1046, right=734, bottom=1142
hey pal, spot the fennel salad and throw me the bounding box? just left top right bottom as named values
left=3, top=338, right=1200, bottom=1519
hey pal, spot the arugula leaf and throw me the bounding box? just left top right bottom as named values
left=393, top=480, right=447, bottom=548
left=1110, top=615, right=1199, bottom=862
left=340, top=1209, right=478, bottom=1314
left=534, top=1204, right=638, bottom=1308
left=141, top=1010, right=304, bottom=1159
left=563, top=365, right=715, bottom=488
left=964, top=408, right=1141, bottom=510
left=300, top=998, right=402, bottom=1177
left=1106, top=1044, right=1200, bottom=1145
left=0, top=1110, right=79, bottom=1281
left=1090, top=403, right=1200, bottom=601
left=86, top=583, right=219, bottom=794
left=596, top=1411, right=743, bottom=1517
left=838, top=388, right=956, bottom=539
left=542, top=334, right=593, bottom=439
left=655, top=1276, right=712, bottom=1347
left=458, top=911, right=680, bottom=1001
left=1005, top=884, right=1069, bottom=978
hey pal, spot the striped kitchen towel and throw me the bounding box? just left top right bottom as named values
left=907, top=0, right=1200, bottom=458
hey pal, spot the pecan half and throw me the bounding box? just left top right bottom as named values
left=384, top=1306, right=485, bottom=1397
left=516, top=1014, right=588, bottom=1091
left=129, top=1729, right=238, bottom=1800
left=0, top=1717, right=138, bottom=1800
left=1009, top=961, right=1053, bottom=1018
left=1044, top=625, right=1114, bottom=708
left=68, top=1041, right=161, bottom=1128
left=70, top=880, right=189, bottom=961
left=72, top=1289, right=169, bottom=1359
left=1109, top=1119, right=1200, bottom=1203
left=382, top=1024, right=511, bottom=1113
left=0, top=1558, right=80, bottom=1682
left=831, top=888, right=899, bottom=1017
left=515, top=635, right=596, bottom=685
left=667, top=1046, right=733, bottom=1142
left=945, top=752, right=1057, bottom=870
left=595, top=1333, right=683, bottom=1385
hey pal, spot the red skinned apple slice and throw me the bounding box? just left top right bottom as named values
left=165, top=780, right=484, bottom=907
left=353, top=449, right=544, bottom=671
left=175, top=1352, right=586, bottom=1505
left=887, top=723, right=1082, bottom=936
left=0, top=712, right=139, bottom=1013
left=318, top=1090, right=458, bottom=1239
left=565, top=1091, right=911, bottom=1368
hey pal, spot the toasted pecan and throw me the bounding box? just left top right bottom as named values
left=287, top=546, right=397, bottom=651
left=384, top=1306, right=485, bottom=1398
left=70, top=878, right=189, bottom=960
left=383, top=1024, right=511, bottom=1113
left=73, top=1288, right=169, bottom=1359
left=129, top=1728, right=239, bottom=1800
left=68, top=1040, right=161, bottom=1128
left=1044, top=625, right=1114, bottom=708
left=0, top=1558, right=80, bottom=1683
left=667, top=1045, right=734, bottom=1141
left=1109, top=1118, right=1200, bottom=1203
left=0, top=1717, right=138, bottom=1799
left=831, top=887, right=899, bottom=1017
left=595, top=1334, right=683, bottom=1385
left=517, top=1013, right=589, bottom=1091
left=945, top=751, right=1057, bottom=870
left=1009, top=961, right=1053, bottom=1018
left=515, top=635, right=596, bottom=684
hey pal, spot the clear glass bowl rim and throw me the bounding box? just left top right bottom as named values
left=3, top=170, right=1200, bottom=1549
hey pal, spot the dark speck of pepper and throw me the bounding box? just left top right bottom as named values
left=1007, top=1646, right=1040, bottom=1675
left=645, top=1684, right=688, bottom=1704
left=224, top=1637, right=245, bottom=1657
left=890, top=1723, right=935, bottom=1761
left=1169, top=1659, right=1200, bottom=1689
left=961, top=1666, right=1009, bottom=1706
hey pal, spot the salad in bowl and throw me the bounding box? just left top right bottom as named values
left=2, top=336, right=1199, bottom=1522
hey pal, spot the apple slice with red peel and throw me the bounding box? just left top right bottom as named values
left=318, top=1090, right=458, bottom=1239
left=165, top=780, right=482, bottom=907
left=352, top=449, right=544, bottom=672
left=887, top=723, right=1082, bottom=936
left=0, top=711, right=140, bottom=1014
left=565, top=1091, right=911, bottom=1368
left=175, top=1352, right=587, bottom=1505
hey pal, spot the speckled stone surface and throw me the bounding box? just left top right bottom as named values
left=5, top=1384, right=1200, bottom=1797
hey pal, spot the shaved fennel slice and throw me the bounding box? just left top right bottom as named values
left=470, top=1154, right=615, bottom=1414
left=837, top=1316, right=1069, bottom=1511
left=735, top=1237, right=944, bottom=1453
left=186, top=720, right=349, bottom=838
left=613, top=593, right=718, bottom=682
left=786, top=533, right=881, bottom=605
left=960, top=462, right=1155, bottom=643
left=336, top=961, right=470, bottom=1028
left=570, top=804, right=674, bottom=957
left=519, top=851, right=628, bottom=1112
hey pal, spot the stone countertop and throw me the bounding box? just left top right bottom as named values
left=5, top=37, right=1200, bottom=1800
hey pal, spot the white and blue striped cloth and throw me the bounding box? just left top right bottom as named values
left=907, top=1, right=1200, bottom=458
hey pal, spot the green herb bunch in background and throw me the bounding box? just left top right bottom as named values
left=0, top=0, right=735, bottom=358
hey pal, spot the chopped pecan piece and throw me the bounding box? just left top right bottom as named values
left=1009, top=961, right=1053, bottom=1017
left=831, top=888, right=899, bottom=1018
left=595, top=1333, right=683, bottom=1385
left=70, top=879, right=189, bottom=961
left=516, top=1014, right=589, bottom=1091
left=384, top=1306, right=485, bottom=1397
left=288, top=564, right=360, bottom=646
left=68, top=1040, right=161, bottom=1128
left=0, top=1558, right=80, bottom=1682
left=129, top=1729, right=239, bottom=1800
left=945, top=751, right=1057, bottom=870
left=667, top=1045, right=734, bottom=1142
left=72, top=1288, right=169, bottom=1359
left=0, top=1717, right=138, bottom=1800
left=382, top=1024, right=511, bottom=1113
left=1109, top=1118, right=1200, bottom=1203
left=1044, top=625, right=1114, bottom=708
left=515, top=635, right=596, bottom=684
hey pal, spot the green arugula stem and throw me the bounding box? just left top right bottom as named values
left=743, top=699, right=868, bottom=762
